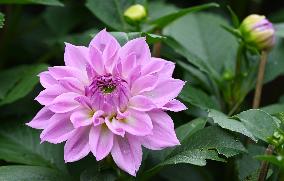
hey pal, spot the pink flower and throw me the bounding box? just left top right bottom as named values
left=27, top=29, right=186, bottom=176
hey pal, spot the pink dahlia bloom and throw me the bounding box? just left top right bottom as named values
left=27, top=29, right=186, bottom=176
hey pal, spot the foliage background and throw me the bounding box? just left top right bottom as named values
left=0, top=0, right=284, bottom=180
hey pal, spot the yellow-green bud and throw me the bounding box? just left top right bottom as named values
left=124, top=4, right=147, bottom=24
left=239, top=14, right=275, bottom=51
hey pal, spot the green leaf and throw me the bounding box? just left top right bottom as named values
left=100, top=32, right=165, bottom=46
left=235, top=109, right=279, bottom=142
left=149, top=3, right=219, bottom=29
left=80, top=167, right=116, bottom=181
left=163, top=12, right=238, bottom=76
left=85, top=0, right=144, bottom=31
left=264, top=37, right=284, bottom=83
left=147, top=0, right=178, bottom=21
left=275, top=23, right=284, bottom=38
left=179, top=84, right=220, bottom=110
left=261, top=104, right=284, bottom=115
left=0, top=64, right=47, bottom=106
left=255, top=155, right=284, bottom=170
left=208, top=109, right=257, bottom=141
left=0, top=12, right=4, bottom=28
left=226, top=6, right=239, bottom=28
left=0, top=121, right=67, bottom=173
left=0, top=0, right=63, bottom=6
left=236, top=145, right=272, bottom=181
left=165, top=126, right=245, bottom=166
left=0, top=166, right=69, bottom=181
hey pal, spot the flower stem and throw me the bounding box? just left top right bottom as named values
left=253, top=50, right=273, bottom=181
left=253, top=51, right=268, bottom=108
left=153, top=29, right=161, bottom=57
left=258, top=145, right=274, bottom=181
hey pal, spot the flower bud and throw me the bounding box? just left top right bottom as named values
left=124, top=4, right=147, bottom=24
left=239, top=14, right=275, bottom=51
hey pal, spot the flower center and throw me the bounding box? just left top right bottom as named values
left=86, top=74, right=130, bottom=112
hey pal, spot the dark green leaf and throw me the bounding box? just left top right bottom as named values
left=0, top=121, right=67, bottom=173
left=86, top=0, right=144, bottom=31
left=80, top=168, right=116, bottom=181
left=235, top=109, right=279, bottom=142
left=0, top=0, right=63, bottom=6
left=275, top=23, right=284, bottom=38
left=236, top=145, right=273, bottom=181
left=163, top=12, right=238, bottom=76
left=163, top=126, right=245, bottom=166
left=0, top=166, right=69, bottom=181
left=102, top=32, right=165, bottom=46
left=0, top=64, right=47, bottom=106
left=255, top=155, right=284, bottom=170
left=208, top=109, right=256, bottom=141
left=226, top=6, right=239, bottom=28
left=0, top=12, right=4, bottom=28
left=261, top=104, right=284, bottom=115
left=179, top=84, right=220, bottom=110
left=149, top=3, right=219, bottom=29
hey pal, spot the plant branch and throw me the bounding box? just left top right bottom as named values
left=253, top=51, right=268, bottom=108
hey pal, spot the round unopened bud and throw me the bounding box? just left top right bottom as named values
left=124, top=4, right=147, bottom=24
left=239, top=14, right=275, bottom=51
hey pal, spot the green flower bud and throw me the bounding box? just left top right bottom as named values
left=124, top=4, right=147, bottom=24
left=239, top=14, right=275, bottom=51
left=222, top=70, right=234, bottom=81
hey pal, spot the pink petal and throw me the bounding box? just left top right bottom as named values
left=105, top=117, right=125, bottom=137
left=38, top=71, right=57, bottom=88
left=74, top=96, right=93, bottom=110
left=58, top=77, right=84, bottom=94
left=128, top=95, right=156, bottom=111
left=64, top=43, right=89, bottom=70
left=70, top=109, right=93, bottom=128
left=141, top=58, right=165, bottom=76
left=89, top=44, right=105, bottom=75
left=141, top=110, right=180, bottom=150
left=117, top=109, right=153, bottom=136
left=131, top=75, right=158, bottom=95
left=26, top=107, right=54, bottom=129
left=111, top=135, right=142, bottom=176
left=89, top=29, right=120, bottom=71
left=40, top=113, right=74, bottom=144
left=119, top=38, right=151, bottom=65
left=64, top=127, right=90, bottom=162
left=35, top=85, right=66, bottom=106
left=89, top=124, right=114, bottom=161
left=142, top=78, right=185, bottom=107
left=154, top=58, right=175, bottom=77
left=48, top=66, right=88, bottom=85
left=121, top=53, right=137, bottom=79
left=48, top=92, right=80, bottom=113
left=162, top=99, right=187, bottom=112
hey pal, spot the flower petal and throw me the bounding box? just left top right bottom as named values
left=40, top=113, right=74, bottom=144
left=35, top=85, right=66, bottom=106
left=64, top=43, right=89, bottom=70
left=142, top=78, right=185, bottom=107
left=89, top=44, right=105, bottom=75
left=38, top=71, right=57, bottom=88
left=131, top=75, right=158, bottom=95
left=141, top=110, right=180, bottom=150
left=70, top=109, right=93, bottom=128
left=64, top=127, right=90, bottom=162
left=58, top=77, right=84, bottom=94
left=162, top=99, right=187, bottom=112
left=89, top=124, right=114, bottom=161
left=119, top=38, right=150, bottom=65
left=48, top=66, right=88, bottom=85
left=89, top=29, right=120, bottom=70
left=128, top=95, right=156, bottom=111
left=48, top=92, right=80, bottom=113
left=111, top=135, right=142, bottom=176
left=118, top=109, right=153, bottom=136
left=26, top=107, right=54, bottom=129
